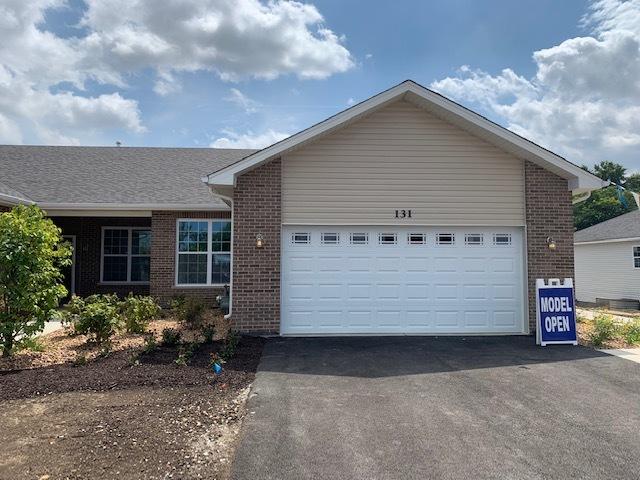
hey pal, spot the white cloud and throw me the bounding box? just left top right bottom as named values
left=346, top=97, right=355, bottom=106
left=0, top=0, right=353, bottom=144
left=210, top=129, right=290, bottom=149
left=225, top=88, right=260, bottom=113
left=431, top=0, right=640, bottom=168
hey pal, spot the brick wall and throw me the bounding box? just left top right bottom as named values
left=232, top=160, right=281, bottom=334
left=524, top=161, right=575, bottom=333
left=51, top=216, right=151, bottom=297
left=150, top=210, right=231, bottom=306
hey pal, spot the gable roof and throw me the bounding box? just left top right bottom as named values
left=203, top=80, right=606, bottom=195
left=574, top=210, right=640, bottom=244
left=0, top=145, right=256, bottom=210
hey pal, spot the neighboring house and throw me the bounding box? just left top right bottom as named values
left=1, top=80, right=605, bottom=336
left=574, top=210, right=640, bottom=304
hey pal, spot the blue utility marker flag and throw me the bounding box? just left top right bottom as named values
left=212, top=362, right=223, bottom=374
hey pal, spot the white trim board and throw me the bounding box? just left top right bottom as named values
left=574, top=237, right=640, bottom=246
left=204, top=80, right=606, bottom=195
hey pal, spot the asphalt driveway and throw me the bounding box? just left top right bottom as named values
left=231, top=336, right=640, bottom=480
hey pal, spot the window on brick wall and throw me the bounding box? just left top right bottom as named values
left=101, top=227, right=151, bottom=283
left=176, top=220, right=231, bottom=285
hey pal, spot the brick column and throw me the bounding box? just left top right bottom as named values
left=524, top=161, right=574, bottom=333
left=232, top=160, right=281, bottom=334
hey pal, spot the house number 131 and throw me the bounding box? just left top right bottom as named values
left=395, top=209, right=412, bottom=218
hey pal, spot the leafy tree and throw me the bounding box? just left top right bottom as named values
left=593, top=160, right=626, bottom=184
left=0, top=205, right=71, bottom=357
left=574, top=187, right=635, bottom=230
left=624, top=173, right=640, bottom=193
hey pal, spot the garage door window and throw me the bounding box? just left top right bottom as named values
left=408, top=233, right=426, bottom=245
left=292, top=232, right=311, bottom=244
left=177, top=220, right=231, bottom=285
left=379, top=233, right=397, bottom=245
left=493, top=233, right=512, bottom=246
left=465, top=233, right=483, bottom=246
left=436, top=233, right=455, bottom=245
left=321, top=233, right=340, bottom=245
left=350, top=233, right=368, bottom=245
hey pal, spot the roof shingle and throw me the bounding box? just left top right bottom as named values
left=0, top=145, right=255, bottom=208
left=574, top=209, right=640, bottom=243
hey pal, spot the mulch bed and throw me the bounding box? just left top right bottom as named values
left=0, top=335, right=265, bottom=480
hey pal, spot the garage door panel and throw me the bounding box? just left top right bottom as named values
left=281, top=226, right=525, bottom=335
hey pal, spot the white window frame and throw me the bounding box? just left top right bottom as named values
left=175, top=219, right=232, bottom=287
left=493, top=233, right=512, bottom=246
left=408, top=233, right=427, bottom=245
left=292, top=232, right=311, bottom=244
left=100, top=227, right=151, bottom=284
left=350, top=233, right=368, bottom=245
left=436, top=233, right=455, bottom=245
left=633, top=246, right=640, bottom=269
left=321, top=232, right=340, bottom=245
left=465, top=233, right=483, bottom=246
left=379, top=233, right=397, bottom=245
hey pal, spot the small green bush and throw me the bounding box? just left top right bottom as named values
left=17, top=337, right=45, bottom=353
left=622, top=320, right=640, bottom=345
left=162, top=328, right=181, bottom=346
left=121, top=294, right=160, bottom=334
left=71, top=297, right=122, bottom=344
left=175, top=342, right=195, bottom=366
left=174, top=297, right=205, bottom=329
left=220, top=331, right=240, bottom=361
left=588, top=314, right=621, bottom=347
left=142, top=335, right=158, bottom=354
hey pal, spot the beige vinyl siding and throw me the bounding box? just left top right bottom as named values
left=575, top=241, right=640, bottom=303
left=281, top=100, right=525, bottom=225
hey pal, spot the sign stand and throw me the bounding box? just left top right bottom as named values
left=536, top=278, right=578, bottom=346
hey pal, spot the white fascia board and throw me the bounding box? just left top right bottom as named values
left=205, top=80, right=606, bottom=193
left=574, top=237, right=640, bottom=246
left=38, top=202, right=230, bottom=212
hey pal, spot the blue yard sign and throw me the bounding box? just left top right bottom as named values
left=536, top=278, right=578, bottom=346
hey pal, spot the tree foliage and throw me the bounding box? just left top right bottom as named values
left=0, top=205, right=71, bottom=356
left=574, top=161, right=638, bottom=231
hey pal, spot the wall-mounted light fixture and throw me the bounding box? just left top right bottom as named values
left=546, top=236, right=557, bottom=250
left=256, top=234, right=264, bottom=248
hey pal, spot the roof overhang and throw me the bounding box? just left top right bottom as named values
left=203, top=80, right=607, bottom=195
left=574, top=237, right=640, bottom=246
left=0, top=192, right=34, bottom=207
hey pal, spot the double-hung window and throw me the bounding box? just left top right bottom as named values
left=176, top=220, right=231, bottom=285
left=102, top=227, right=151, bottom=283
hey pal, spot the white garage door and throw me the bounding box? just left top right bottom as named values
left=281, top=226, right=526, bottom=335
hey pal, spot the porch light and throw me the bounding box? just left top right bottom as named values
left=546, top=236, right=556, bottom=250
left=256, top=234, right=265, bottom=248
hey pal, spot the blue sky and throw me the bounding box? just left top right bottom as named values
left=1, top=0, right=639, bottom=169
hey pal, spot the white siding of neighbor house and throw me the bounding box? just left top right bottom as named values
left=281, top=100, right=525, bottom=225
left=575, top=241, right=640, bottom=303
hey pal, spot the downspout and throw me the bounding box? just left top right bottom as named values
left=207, top=186, right=234, bottom=321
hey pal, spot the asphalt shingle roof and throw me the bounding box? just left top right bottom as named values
left=0, top=145, right=256, bottom=208
left=574, top=209, right=640, bottom=243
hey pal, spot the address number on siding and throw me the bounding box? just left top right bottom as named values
left=395, top=209, right=412, bottom=219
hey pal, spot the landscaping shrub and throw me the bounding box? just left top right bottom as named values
left=588, top=314, right=621, bottom=347
left=219, top=331, right=240, bottom=361
left=0, top=205, right=72, bottom=357
left=121, top=294, right=160, bottom=334
left=175, top=342, right=195, bottom=366
left=162, top=328, right=181, bottom=346
left=173, top=296, right=205, bottom=329
left=622, top=320, right=640, bottom=345
left=69, top=295, right=122, bottom=344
